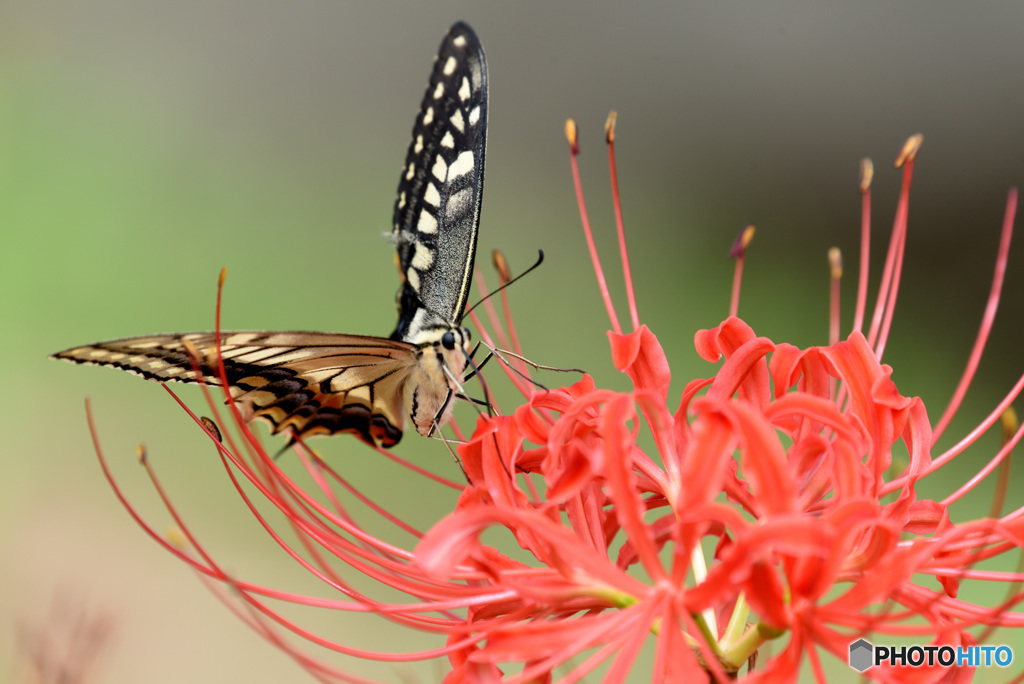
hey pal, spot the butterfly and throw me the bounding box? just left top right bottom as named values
left=51, top=22, right=488, bottom=448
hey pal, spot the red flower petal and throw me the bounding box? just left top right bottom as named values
left=608, top=325, right=671, bottom=400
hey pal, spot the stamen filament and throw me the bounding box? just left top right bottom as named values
left=852, top=158, right=873, bottom=334
left=566, top=118, right=623, bottom=335
left=931, top=188, right=1018, bottom=444
left=606, top=112, right=640, bottom=331
left=867, top=134, right=922, bottom=358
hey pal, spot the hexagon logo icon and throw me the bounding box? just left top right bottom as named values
left=849, top=638, right=874, bottom=672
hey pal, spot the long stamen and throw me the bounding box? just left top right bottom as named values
left=729, top=224, right=756, bottom=318
left=868, top=134, right=922, bottom=358
left=605, top=112, right=640, bottom=331
left=828, top=248, right=843, bottom=346
left=828, top=247, right=843, bottom=400
left=852, top=159, right=873, bottom=334
left=940, top=407, right=1024, bottom=506
left=566, top=118, right=623, bottom=335
left=931, top=188, right=1018, bottom=444
left=883, top=368, right=1024, bottom=492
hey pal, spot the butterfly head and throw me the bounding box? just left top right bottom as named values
left=402, top=318, right=473, bottom=438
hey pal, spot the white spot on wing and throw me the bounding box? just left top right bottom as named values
left=451, top=109, right=465, bottom=133
left=431, top=155, right=447, bottom=181
left=448, top=150, right=474, bottom=179
left=443, top=56, right=457, bottom=75
left=398, top=191, right=406, bottom=209
left=433, top=82, right=444, bottom=99
left=405, top=162, right=415, bottom=181
left=414, top=135, right=423, bottom=154
left=412, top=243, right=434, bottom=270
left=445, top=187, right=472, bottom=221
left=424, top=183, right=440, bottom=207
left=453, top=35, right=466, bottom=47
left=440, top=131, right=454, bottom=148
left=469, top=106, right=480, bottom=126
left=459, top=77, right=471, bottom=102
left=417, top=210, right=438, bottom=234
left=423, top=107, right=434, bottom=126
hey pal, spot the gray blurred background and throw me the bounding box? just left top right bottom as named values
left=4, top=1, right=1024, bottom=681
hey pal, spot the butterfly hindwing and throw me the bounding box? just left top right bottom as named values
left=51, top=333, right=418, bottom=446
left=392, top=22, right=487, bottom=338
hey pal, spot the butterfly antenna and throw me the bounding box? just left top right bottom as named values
left=462, top=249, right=545, bottom=321
left=474, top=340, right=560, bottom=391
left=490, top=345, right=585, bottom=375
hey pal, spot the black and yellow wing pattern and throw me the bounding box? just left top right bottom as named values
left=51, top=22, right=489, bottom=448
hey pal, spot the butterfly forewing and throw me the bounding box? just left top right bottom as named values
left=392, top=21, right=487, bottom=336
left=52, top=333, right=418, bottom=446
left=52, top=22, right=489, bottom=449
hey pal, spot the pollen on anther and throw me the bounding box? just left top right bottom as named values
left=860, top=159, right=874, bottom=193
left=730, top=224, right=756, bottom=257
left=565, top=119, right=579, bottom=154
left=895, top=134, right=924, bottom=168
left=493, top=250, right=511, bottom=282
left=828, top=247, right=843, bottom=279
left=605, top=111, right=618, bottom=144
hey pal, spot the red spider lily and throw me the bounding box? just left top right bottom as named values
left=87, top=119, right=1024, bottom=683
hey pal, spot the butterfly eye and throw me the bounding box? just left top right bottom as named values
left=441, top=331, right=457, bottom=350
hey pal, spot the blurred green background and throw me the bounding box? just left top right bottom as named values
left=4, top=1, right=1024, bottom=681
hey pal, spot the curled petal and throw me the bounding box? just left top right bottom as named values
left=608, top=325, right=671, bottom=400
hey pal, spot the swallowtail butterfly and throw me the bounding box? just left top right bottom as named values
left=51, top=22, right=488, bottom=448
